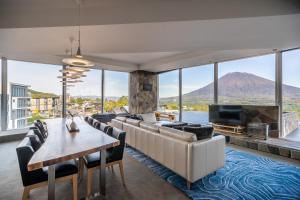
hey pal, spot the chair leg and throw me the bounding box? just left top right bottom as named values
left=118, top=161, right=125, bottom=185
left=87, top=169, right=93, bottom=197
left=22, top=187, right=30, bottom=200
left=187, top=181, right=191, bottom=190
left=72, top=174, right=78, bottom=200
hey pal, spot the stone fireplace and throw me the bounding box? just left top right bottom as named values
left=129, top=70, right=158, bottom=114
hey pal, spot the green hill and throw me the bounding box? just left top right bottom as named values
left=29, top=89, right=59, bottom=99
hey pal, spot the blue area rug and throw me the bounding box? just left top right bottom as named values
left=126, top=147, right=300, bottom=200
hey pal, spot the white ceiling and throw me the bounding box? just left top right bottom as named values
left=0, top=0, right=299, bottom=72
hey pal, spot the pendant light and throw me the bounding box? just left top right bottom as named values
left=62, top=0, right=94, bottom=67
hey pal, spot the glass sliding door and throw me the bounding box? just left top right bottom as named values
left=158, top=70, right=179, bottom=120
left=104, top=71, right=129, bottom=113
left=67, top=69, right=102, bottom=116
left=182, top=64, right=214, bottom=124
left=218, top=54, right=276, bottom=105
left=7, top=60, right=62, bottom=129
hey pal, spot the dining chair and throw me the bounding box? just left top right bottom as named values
left=16, top=137, right=79, bottom=200
left=25, top=131, right=42, bottom=151
left=87, top=117, right=94, bottom=126
left=83, top=127, right=126, bottom=196
left=95, top=122, right=113, bottom=135
left=92, top=120, right=100, bottom=128
left=28, top=128, right=45, bottom=143
left=34, top=120, right=48, bottom=138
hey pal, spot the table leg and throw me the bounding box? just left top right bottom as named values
left=100, top=149, right=106, bottom=196
left=78, top=157, right=84, bottom=182
left=48, top=165, right=56, bottom=200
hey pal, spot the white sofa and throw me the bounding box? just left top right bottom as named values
left=111, top=117, right=225, bottom=189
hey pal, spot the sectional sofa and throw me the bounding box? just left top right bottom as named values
left=110, top=117, right=225, bottom=189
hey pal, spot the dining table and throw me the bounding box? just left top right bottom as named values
left=27, top=117, right=120, bottom=200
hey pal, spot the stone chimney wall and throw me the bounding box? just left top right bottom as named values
left=129, top=70, right=157, bottom=114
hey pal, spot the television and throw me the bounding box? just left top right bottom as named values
left=143, top=83, right=152, bottom=92
left=209, top=105, right=246, bottom=126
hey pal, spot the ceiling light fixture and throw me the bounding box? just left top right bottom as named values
left=60, top=66, right=90, bottom=74
left=62, top=0, right=94, bottom=68
left=57, top=74, right=86, bottom=79
left=60, top=80, right=83, bottom=83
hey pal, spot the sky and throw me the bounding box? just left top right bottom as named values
left=3, top=49, right=300, bottom=98
left=6, top=60, right=129, bottom=97
left=159, top=50, right=300, bottom=98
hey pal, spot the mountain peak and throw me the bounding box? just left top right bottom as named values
left=181, top=72, right=300, bottom=101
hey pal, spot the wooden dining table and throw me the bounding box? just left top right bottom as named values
left=27, top=117, right=120, bottom=200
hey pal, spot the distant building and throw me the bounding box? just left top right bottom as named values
left=8, top=83, right=31, bottom=129
left=30, top=90, right=60, bottom=117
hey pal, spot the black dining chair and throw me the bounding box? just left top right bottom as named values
left=87, top=117, right=94, bottom=126
left=95, top=122, right=113, bottom=135
left=34, top=120, right=48, bottom=138
left=16, top=137, right=79, bottom=200
left=25, top=131, right=42, bottom=151
left=28, top=128, right=45, bottom=143
left=83, top=127, right=126, bottom=196
left=92, top=120, right=100, bottom=128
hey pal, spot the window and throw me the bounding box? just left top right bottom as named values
left=67, top=69, right=102, bottom=116
left=0, top=58, right=2, bottom=131
left=182, top=64, right=214, bottom=123
left=104, top=71, right=129, bottom=113
left=158, top=70, right=179, bottom=119
left=218, top=54, right=275, bottom=105
left=283, top=49, right=300, bottom=119
left=7, top=60, right=62, bottom=129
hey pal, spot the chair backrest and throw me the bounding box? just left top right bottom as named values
left=92, top=120, right=100, bottom=128
left=16, top=137, right=46, bottom=186
left=109, top=128, right=126, bottom=161
left=99, top=123, right=112, bottom=135
left=26, top=131, right=42, bottom=151
left=29, top=127, right=45, bottom=143
left=87, top=117, right=94, bottom=125
left=34, top=120, right=48, bottom=138
left=84, top=116, right=89, bottom=122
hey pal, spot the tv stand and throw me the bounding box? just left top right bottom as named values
left=213, top=123, right=245, bottom=135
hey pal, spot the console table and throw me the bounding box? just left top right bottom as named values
left=213, top=123, right=245, bottom=135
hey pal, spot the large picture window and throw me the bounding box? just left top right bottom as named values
left=67, top=69, right=102, bottom=116
left=218, top=54, right=275, bottom=105
left=104, top=71, right=129, bottom=113
left=182, top=64, right=214, bottom=124
left=283, top=49, right=300, bottom=119
left=158, top=70, right=179, bottom=119
left=7, top=60, right=62, bottom=129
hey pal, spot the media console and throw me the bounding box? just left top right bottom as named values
left=209, top=105, right=279, bottom=137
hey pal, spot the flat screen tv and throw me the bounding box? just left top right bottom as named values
left=143, top=83, right=152, bottom=92
left=209, top=105, right=246, bottom=126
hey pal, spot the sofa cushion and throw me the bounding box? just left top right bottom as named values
left=127, top=114, right=143, bottom=120
left=139, top=113, right=157, bottom=123
left=140, top=122, right=159, bottom=133
left=125, top=118, right=141, bottom=126
left=92, top=113, right=116, bottom=123
left=111, top=119, right=123, bottom=130
left=115, top=116, right=127, bottom=122
left=183, top=126, right=213, bottom=140
left=159, top=126, right=197, bottom=142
